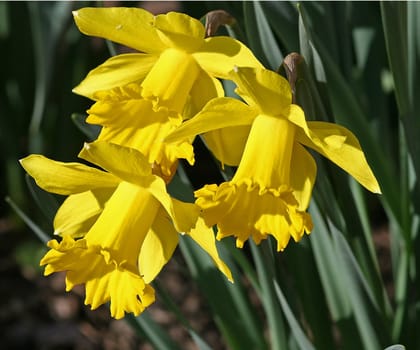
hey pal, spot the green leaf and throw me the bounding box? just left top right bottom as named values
left=243, top=0, right=284, bottom=70
left=281, top=240, right=336, bottom=349
left=250, top=241, right=287, bottom=350
left=179, top=236, right=267, bottom=350
left=0, top=2, right=9, bottom=38
left=127, top=312, right=182, bottom=350
left=5, top=196, right=50, bottom=244
left=274, top=281, right=316, bottom=350
left=298, top=3, right=401, bottom=229
left=309, top=203, right=350, bottom=320
left=152, top=281, right=213, bottom=350
left=381, top=2, right=420, bottom=198
left=259, top=1, right=299, bottom=53
left=331, top=222, right=390, bottom=348
left=311, top=204, right=389, bottom=349
left=27, top=2, right=74, bottom=153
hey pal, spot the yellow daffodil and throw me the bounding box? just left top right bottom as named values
left=20, top=141, right=232, bottom=319
left=166, top=67, right=381, bottom=251
left=71, top=7, right=262, bottom=175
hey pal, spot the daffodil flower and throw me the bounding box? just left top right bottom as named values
left=71, top=7, right=262, bottom=175
left=166, top=67, right=381, bottom=251
left=20, top=141, right=232, bottom=319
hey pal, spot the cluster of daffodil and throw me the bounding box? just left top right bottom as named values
left=20, top=7, right=380, bottom=319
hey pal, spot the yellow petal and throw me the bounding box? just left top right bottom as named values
left=186, top=71, right=250, bottom=166
left=194, top=37, right=263, bottom=79
left=229, top=67, right=292, bottom=115
left=41, top=236, right=88, bottom=276
left=296, top=120, right=381, bottom=194
left=187, top=69, right=224, bottom=118
left=202, top=125, right=251, bottom=166
left=41, top=235, right=155, bottom=320
left=138, top=208, right=179, bottom=283
left=170, top=198, right=200, bottom=233
left=104, top=269, right=155, bottom=319
left=232, top=114, right=295, bottom=189
left=289, top=144, right=317, bottom=211
left=154, top=11, right=205, bottom=52
left=53, top=189, right=113, bottom=237
left=165, top=97, right=257, bottom=143
left=73, top=54, right=158, bottom=99
left=73, top=7, right=167, bottom=53
left=141, top=48, right=200, bottom=113
left=79, top=141, right=153, bottom=185
left=87, top=92, right=193, bottom=177
left=186, top=217, right=233, bottom=282
left=145, top=175, right=199, bottom=234
left=20, top=154, right=119, bottom=195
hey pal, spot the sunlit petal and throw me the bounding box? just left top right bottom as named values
left=202, top=125, right=251, bottom=166
left=53, top=189, right=113, bottom=237
left=79, top=141, right=153, bottom=185
left=194, top=37, right=263, bottom=79
left=154, top=11, right=205, bottom=51
left=166, top=97, right=257, bottom=143
left=229, top=66, right=292, bottom=115
left=141, top=48, right=201, bottom=113
left=232, top=115, right=295, bottom=189
left=289, top=144, right=317, bottom=211
left=20, top=155, right=119, bottom=195
left=138, top=208, right=179, bottom=283
left=73, top=7, right=166, bottom=53
left=296, top=121, right=381, bottom=193
left=147, top=177, right=199, bottom=233
left=186, top=70, right=224, bottom=118
left=73, top=54, right=158, bottom=99
left=186, top=217, right=233, bottom=282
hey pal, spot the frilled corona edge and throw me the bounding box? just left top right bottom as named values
left=195, top=180, right=313, bottom=252
left=41, top=235, right=155, bottom=319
